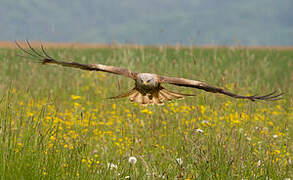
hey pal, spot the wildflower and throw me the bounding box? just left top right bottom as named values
left=199, top=105, right=206, bottom=114
left=107, top=163, right=118, bottom=170
left=195, top=129, right=203, bottom=133
left=74, top=102, right=80, bottom=108
left=125, top=176, right=130, bottom=179
left=112, top=103, right=116, bottom=110
left=158, top=174, right=166, bottom=179
left=49, top=136, right=56, bottom=141
left=141, top=109, right=153, bottom=114
left=128, top=156, right=137, bottom=164
left=257, top=160, right=261, bottom=167
left=92, top=149, right=98, bottom=154
left=71, top=95, right=81, bottom=100
left=201, top=120, right=209, bottom=124
left=273, top=135, right=278, bottom=138
left=273, top=149, right=280, bottom=154
left=26, top=112, right=34, bottom=117
left=176, top=158, right=183, bottom=165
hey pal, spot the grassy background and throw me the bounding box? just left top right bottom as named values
left=0, top=46, right=292, bottom=179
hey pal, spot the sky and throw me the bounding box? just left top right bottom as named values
left=1, top=0, right=292, bottom=45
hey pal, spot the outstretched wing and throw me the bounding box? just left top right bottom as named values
left=15, top=41, right=137, bottom=79
left=158, top=75, right=283, bottom=101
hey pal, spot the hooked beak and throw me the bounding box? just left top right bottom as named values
left=142, top=81, right=149, bottom=85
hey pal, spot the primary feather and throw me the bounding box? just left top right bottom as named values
left=16, top=41, right=284, bottom=105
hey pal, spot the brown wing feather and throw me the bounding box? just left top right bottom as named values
left=16, top=41, right=137, bottom=79
left=158, top=76, right=283, bottom=101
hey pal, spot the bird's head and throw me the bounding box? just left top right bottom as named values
left=137, top=73, right=157, bottom=87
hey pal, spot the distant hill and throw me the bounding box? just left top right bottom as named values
left=1, top=0, right=292, bottom=45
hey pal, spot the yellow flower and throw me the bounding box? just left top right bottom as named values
left=273, top=150, right=280, bottom=154
left=26, top=112, right=34, bottom=117
left=141, top=109, right=153, bottom=114
left=71, top=95, right=81, bottom=100
left=200, top=105, right=206, bottom=114
left=141, top=109, right=148, bottom=113
left=49, top=136, right=56, bottom=141
left=112, top=103, right=116, bottom=110
left=74, top=102, right=80, bottom=108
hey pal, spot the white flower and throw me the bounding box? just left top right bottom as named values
left=107, top=163, right=118, bottom=170
left=273, top=135, right=278, bottom=138
left=125, top=176, right=130, bottom=179
left=257, top=160, right=261, bottom=167
left=176, top=158, right=183, bottom=165
left=128, top=156, right=137, bottom=164
left=201, top=120, right=209, bottom=124
left=158, top=175, right=165, bottom=179
left=195, top=129, right=203, bottom=133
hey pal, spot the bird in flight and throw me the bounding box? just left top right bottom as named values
left=16, top=41, right=283, bottom=106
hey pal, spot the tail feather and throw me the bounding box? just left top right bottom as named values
left=141, top=95, right=151, bottom=105
left=159, top=88, right=195, bottom=101
left=158, top=90, right=173, bottom=101
left=135, top=93, right=143, bottom=104
left=152, top=92, right=164, bottom=105
left=108, top=86, right=196, bottom=106
left=129, top=91, right=139, bottom=101
left=160, top=89, right=182, bottom=100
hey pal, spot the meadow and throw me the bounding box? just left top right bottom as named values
left=0, top=44, right=292, bottom=179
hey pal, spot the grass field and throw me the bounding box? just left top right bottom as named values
left=0, top=44, right=292, bottom=179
